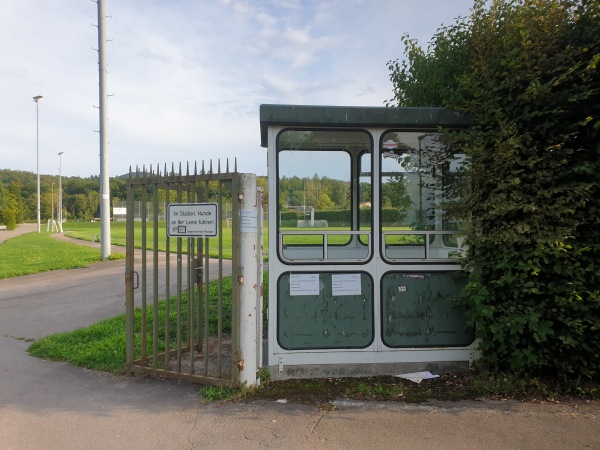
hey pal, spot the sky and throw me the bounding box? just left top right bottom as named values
left=1, top=0, right=474, bottom=178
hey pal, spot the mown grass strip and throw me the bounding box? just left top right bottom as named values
left=28, top=273, right=269, bottom=374
left=27, top=300, right=198, bottom=374
left=0, top=232, right=113, bottom=279
left=28, top=316, right=128, bottom=373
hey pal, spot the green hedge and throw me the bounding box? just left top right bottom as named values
left=280, top=211, right=301, bottom=220
left=388, top=0, right=600, bottom=383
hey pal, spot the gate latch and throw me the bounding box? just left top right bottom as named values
left=195, top=266, right=203, bottom=283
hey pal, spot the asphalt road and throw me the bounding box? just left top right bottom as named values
left=0, top=224, right=599, bottom=449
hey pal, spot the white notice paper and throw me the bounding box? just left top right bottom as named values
left=332, top=274, right=362, bottom=296
left=240, top=209, right=257, bottom=233
left=289, top=274, right=319, bottom=296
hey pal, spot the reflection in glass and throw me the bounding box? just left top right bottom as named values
left=277, top=130, right=372, bottom=262
left=380, top=131, right=467, bottom=260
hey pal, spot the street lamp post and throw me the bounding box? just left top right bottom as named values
left=58, top=152, right=64, bottom=233
left=33, top=95, right=43, bottom=233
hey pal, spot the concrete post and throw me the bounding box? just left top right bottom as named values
left=238, top=173, right=259, bottom=387
left=97, top=0, right=111, bottom=260
left=256, top=187, right=264, bottom=382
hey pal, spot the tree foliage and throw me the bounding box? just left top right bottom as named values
left=0, top=181, right=20, bottom=229
left=0, top=171, right=266, bottom=226
left=388, top=0, right=600, bottom=382
left=279, top=175, right=350, bottom=210
left=0, top=170, right=128, bottom=223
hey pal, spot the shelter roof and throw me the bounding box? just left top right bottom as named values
left=259, top=104, right=471, bottom=147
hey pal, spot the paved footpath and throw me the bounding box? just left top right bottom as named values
left=0, top=222, right=37, bottom=244
left=0, top=224, right=599, bottom=449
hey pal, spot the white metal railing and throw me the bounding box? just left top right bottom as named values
left=278, top=229, right=465, bottom=262
left=279, top=230, right=371, bottom=262
left=382, top=230, right=466, bottom=261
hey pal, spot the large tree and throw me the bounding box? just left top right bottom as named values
left=388, top=0, right=600, bottom=382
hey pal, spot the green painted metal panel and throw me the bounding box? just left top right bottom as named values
left=381, top=272, right=474, bottom=348
left=277, top=272, right=374, bottom=350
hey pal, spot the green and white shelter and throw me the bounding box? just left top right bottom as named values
left=260, top=104, right=477, bottom=379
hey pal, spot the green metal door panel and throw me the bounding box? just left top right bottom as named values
left=381, top=272, right=474, bottom=348
left=277, top=272, right=374, bottom=350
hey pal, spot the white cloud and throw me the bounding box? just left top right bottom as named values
left=1, top=0, right=474, bottom=178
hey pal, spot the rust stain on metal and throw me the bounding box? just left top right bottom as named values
left=237, top=359, right=245, bottom=370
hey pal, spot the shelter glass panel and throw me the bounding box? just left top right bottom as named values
left=277, top=129, right=372, bottom=263
left=380, top=131, right=467, bottom=261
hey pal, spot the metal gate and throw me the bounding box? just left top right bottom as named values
left=124, top=160, right=262, bottom=387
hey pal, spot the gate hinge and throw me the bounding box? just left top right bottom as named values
left=469, top=351, right=474, bottom=369
left=238, top=275, right=244, bottom=284
left=278, top=356, right=284, bottom=375
left=237, top=359, right=245, bottom=371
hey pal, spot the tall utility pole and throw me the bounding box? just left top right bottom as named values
left=58, top=152, right=64, bottom=233
left=97, top=0, right=111, bottom=259
left=33, top=95, right=43, bottom=233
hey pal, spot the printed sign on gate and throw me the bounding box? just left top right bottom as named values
left=167, top=203, right=218, bottom=237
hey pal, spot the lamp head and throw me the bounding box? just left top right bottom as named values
left=33, top=95, right=43, bottom=102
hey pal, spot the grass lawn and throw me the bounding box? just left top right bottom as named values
left=61, top=221, right=425, bottom=258
left=63, top=221, right=269, bottom=260
left=27, top=282, right=227, bottom=374
left=0, top=231, right=122, bottom=279
left=62, top=221, right=422, bottom=255
left=27, top=273, right=270, bottom=374
left=28, top=314, right=128, bottom=373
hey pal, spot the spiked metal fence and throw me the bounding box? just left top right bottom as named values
left=125, top=159, right=244, bottom=387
